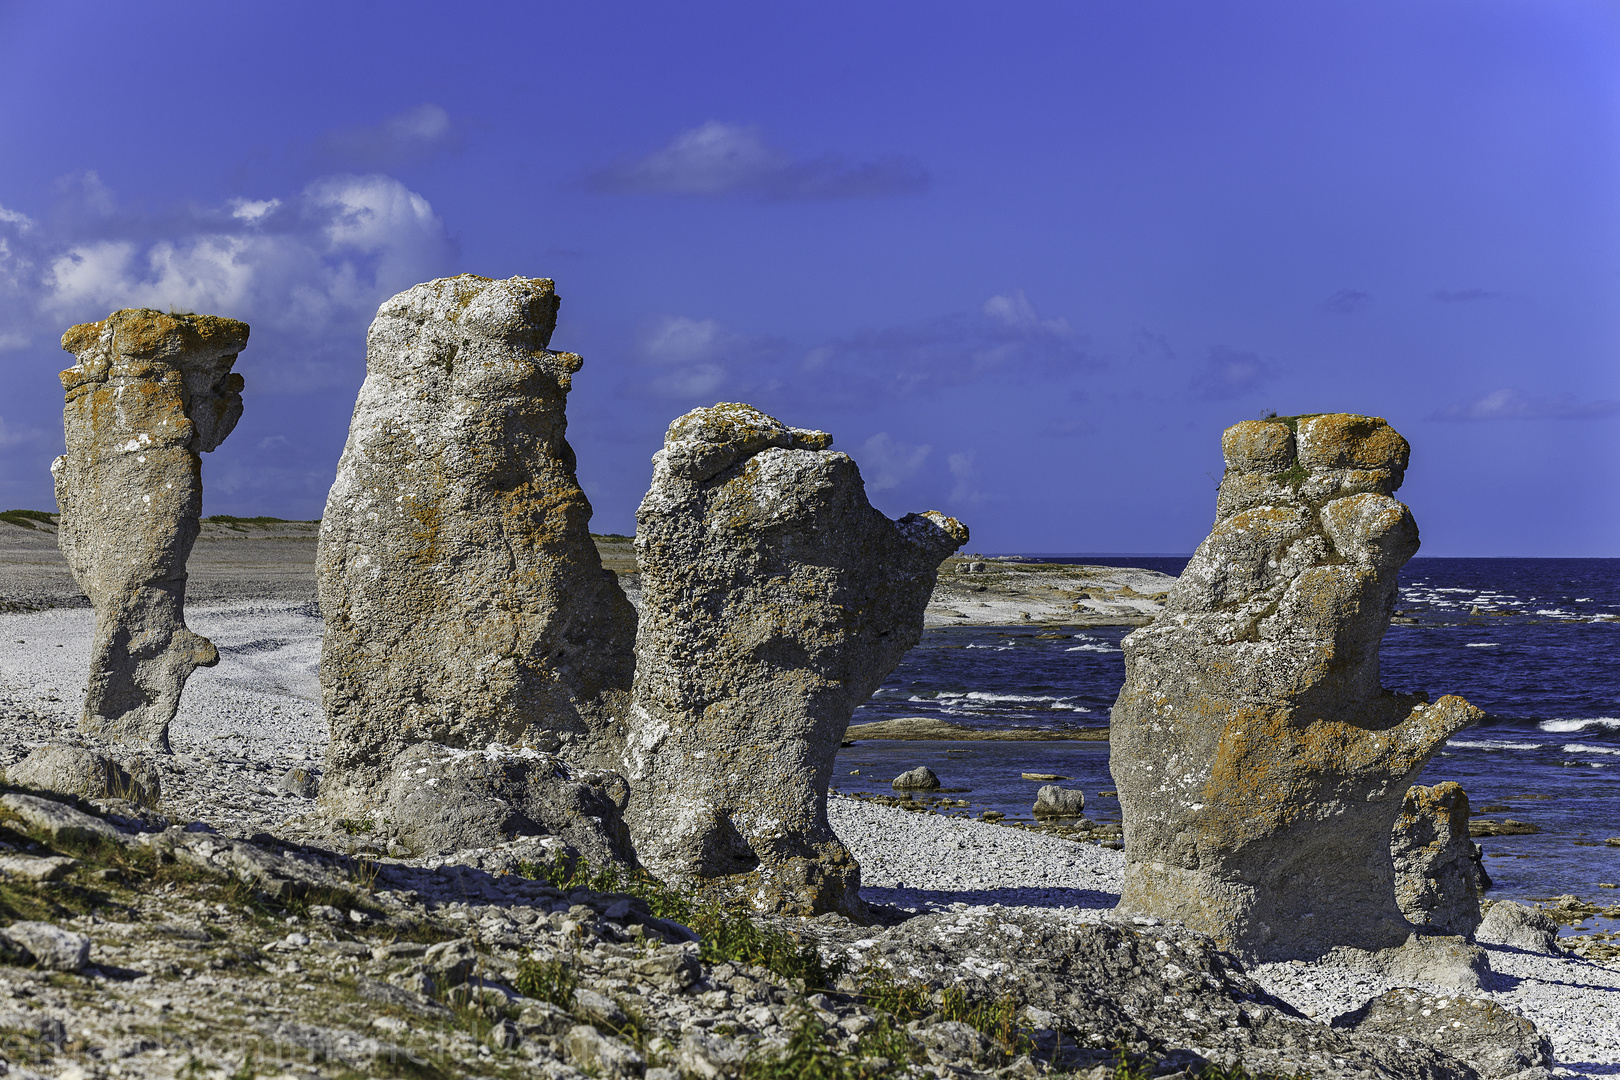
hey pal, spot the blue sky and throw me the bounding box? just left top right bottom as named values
left=0, top=1, right=1616, bottom=555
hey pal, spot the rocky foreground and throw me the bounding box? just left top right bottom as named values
left=0, top=782, right=1599, bottom=1080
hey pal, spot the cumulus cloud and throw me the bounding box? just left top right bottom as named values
left=0, top=173, right=455, bottom=386
left=947, top=451, right=986, bottom=505
left=627, top=315, right=785, bottom=400
left=588, top=121, right=928, bottom=200
left=1189, top=346, right=1278, bottom=401
left=857, top=433, right=932, bottom=492
left=797, top=291, right=1093, bottom=404
left=1322, top=289, right=1370, bottom=314
left=1430, top=388, right=1620, bottom=421
left=315, top=104, right=462, bottom=169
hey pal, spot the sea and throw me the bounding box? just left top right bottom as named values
left=833, top=557, right=1620, bottom=910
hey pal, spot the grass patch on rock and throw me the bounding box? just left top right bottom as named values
left=517, top=858, right=841, bottom=989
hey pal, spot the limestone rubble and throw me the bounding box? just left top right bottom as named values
left=53, top=309, right=248, bottom=750
left=623, top=403, right=967, bottom=917
left=317, top=275, right=636, bottom=817
left=1110, top=413, right=1481, bottom=961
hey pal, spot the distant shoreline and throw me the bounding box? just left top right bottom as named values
left=844, top=717, right=1110, bottom=742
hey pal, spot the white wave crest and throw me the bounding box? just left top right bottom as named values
left=1562, top=744, right=1620, bottom=755
left=1446, top=739, right=1544, bottom=751
left=1539, top=717, right=1620, bottom=733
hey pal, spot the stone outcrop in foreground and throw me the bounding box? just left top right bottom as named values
left=1110, top=413, right=1481, bottom=960
left=1392, top=781, right=1485, bottom=938
left=53, top=309, right=248, bottom=749
left=624, top=403, right=967, bottom=917
left=0, top=787, right=1543, bottom=1080
left=318, top=275, right=637, bottom=816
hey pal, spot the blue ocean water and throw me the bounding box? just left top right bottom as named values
left=834, top=557, right=1620, bottom=903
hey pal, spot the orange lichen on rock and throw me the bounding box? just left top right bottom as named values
left=1110, top=413, right=1479, bottom=961
left=316, top=275, right=637, bottom=858
left=53, top=308, right=249, bottom=749
left=623, top=403, right=968, bottom=918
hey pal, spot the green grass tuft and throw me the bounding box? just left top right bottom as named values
left=0, top=510, right=55, bottom=530
left=517, top=858, right=842, bottom=989
left=513, top=954, right=578, bottom=1008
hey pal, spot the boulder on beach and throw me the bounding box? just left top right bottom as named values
left=1033, top=784, right=1085, bottom=817
left=622, top=403, right=968, bottom=917
left=892, top=766, right=942, bottom=791
left=53, top=309, right=249, bottom=750
left=1474, top=901, right=1561, bottom=955
left=374, top=743, right=635, bottom=863
left=1331, top=987, right=1552, bottom=1080
left=6, top=744, right=161, bottom=807
left=1110, top=414, right=1482, bottom=961
left=316, top=275, right=637, bottom=811
left=1392, top=781, right=1483, bottom=938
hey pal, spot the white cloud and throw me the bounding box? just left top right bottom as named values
left=983, top=291, right=1073, bottom=338
left=858, top=433, right=931, bottom=492
left=629, top=314, right=785, bottom=400
left=1431, top=388, right=1620, bottom=421
left=315, top=104, right=462, bottom=169
left=791, top=292, right=1095, bottom=404
left=948, top=451, right=985, bottom=505
left=0, top=173, right=454, bottom=378
left=1189, top=346, right=1278, bottom=401
left=589, top=121, right=928, bottom=200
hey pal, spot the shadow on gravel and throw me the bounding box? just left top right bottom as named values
left=860, top=885, right=1119, bottom=910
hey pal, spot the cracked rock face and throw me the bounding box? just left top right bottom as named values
left=623, top=403, right=968, bottom=917
left=317, top=275, right=636, bottom=809
left=53, top=309, right=248, bottom=750
left=1110, top=414, right=1481, bottom=961
left=1393, top=781, right=1484, bottom=938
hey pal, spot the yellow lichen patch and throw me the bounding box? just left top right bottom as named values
left=1296, top=413, right=1409, bottom=473
left=1221, top=420, right=1295, bottom=473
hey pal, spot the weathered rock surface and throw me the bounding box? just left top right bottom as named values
left=1475, top=901, right=1562, bottom=955
left=372, top=742, right=635, bottom=862
left=1, top=920, right=90, bottom=972
left=892, top=766, right=941, bottom=790
left=623, top=403, right=968, bottom=917
left=1393, top=781, right=1484, bottom=937
left=5, top=743, right=160, bottom=806
left=811, top=908, right=1484, bottom=1080
left=1332, top=988, right=1552, bottom=1080
left=1110, top=414, right=1482, bottom=960
left=53, top=309, right=248, bottom=749
left=317, top=275, right=637, bottom=809
left=1033, top=784, right=1085, bottom=817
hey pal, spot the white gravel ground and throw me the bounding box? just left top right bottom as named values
left=833, top=798, right=1620, bottom=1077
left=3, top=603, right=1619, bottom=1074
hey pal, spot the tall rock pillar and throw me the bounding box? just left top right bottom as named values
left=54, top=309, right=249, bottom=750
left=317, top=275, right=637, bottom=813
left=1110, top=414, right=1480, bottom=960
left=624, top=403, right=968, bottom=917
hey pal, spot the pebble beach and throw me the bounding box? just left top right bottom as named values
left=2, top=593, right=1620, bottom=1074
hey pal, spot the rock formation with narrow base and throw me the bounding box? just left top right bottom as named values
left=1392, top=781, right=1484, bottom=938
left=1110, top=413, right=1481, bottom=961
left=54, top=309, right=248, bottom=750
left=624, top=404, right=968, bottom=917
left=318, top=275, right=636, bottom=815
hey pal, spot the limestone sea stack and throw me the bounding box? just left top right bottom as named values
left=53, top=309, right=248, bottom=750
left=1110, top=413, right=1481, bottom=961
left=624, top=404, right=968, bottom=917
left=317, top=275, right=637, bottom=812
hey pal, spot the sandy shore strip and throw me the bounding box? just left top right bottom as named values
left=3, top=599, right=1619, bottom=1072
